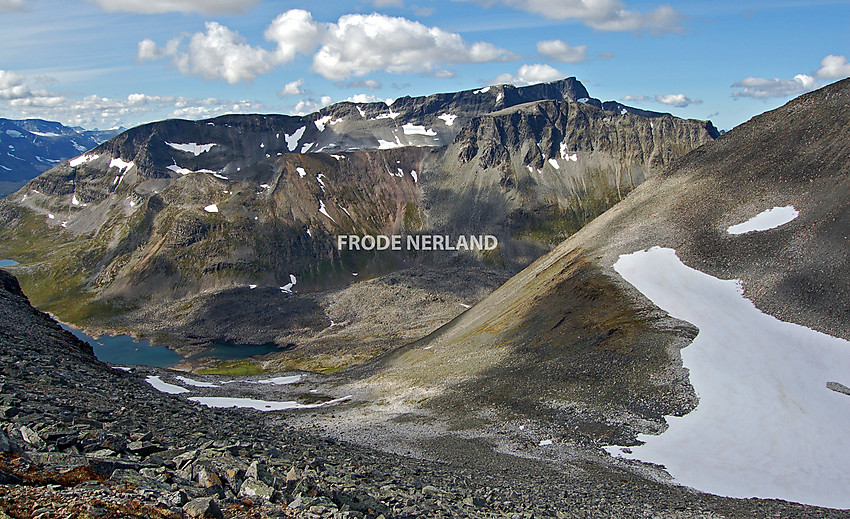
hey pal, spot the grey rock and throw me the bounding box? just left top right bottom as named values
left=182, top=497, right=224, bottom=519
left=18, top=425, right=45, bottom=449
left=246, top=459, right=275, bottom=486
left=239, top=478, right=276, bottom=501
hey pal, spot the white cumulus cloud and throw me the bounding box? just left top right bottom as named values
left=143, top=22, right=277, bottom=84
left=493, top=64, right=564, bottom=86
left=138, top=10, right=515, bottom=83
left=537, top=39, right=588, bottom=63
left=86, top=0, right=258, bottom=14
left=731, top=74, right=818, bottom=99
left=655, top=93, right=702, bottom=108
left=816, top=55, right=850, bottom=79
left=136, top=39, right=163, bottom=61
left=479, top=0, right=683, bottom=34
left=345, top=94, right=385, bottom=104
left=0, top=70, right=64, bottom=106
left=621, top=95, right=648, bottom=102
left=292, top=96, right=334, bottom=116
left=312, top=13, right=516, bottom=80
left=264, top=9, right=323, bottom=64
left=0, top=68, right=270, bottom=128
left=279, top=78, right=305, bottom=97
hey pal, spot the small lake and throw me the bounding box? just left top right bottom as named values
left=0, top=259, right=19, bottom=267
left=186, top=342, right=284, bottom=362
left=60, top=324, right=284, bottom=368
left=61, top=324, right=182, bottom=368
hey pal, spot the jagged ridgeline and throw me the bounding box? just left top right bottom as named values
left=0, top=78, right=716, bottom=348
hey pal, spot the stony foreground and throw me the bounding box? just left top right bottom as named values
left=1, top=269, right=848, bottom=519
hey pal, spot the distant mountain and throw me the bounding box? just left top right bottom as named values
left=0, top=118, right=122, bottom=197
left=0, top=78, right=716, bottom=364
left=354, top=78, right=850, bottom=507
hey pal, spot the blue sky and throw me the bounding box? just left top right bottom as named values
left=0, top=0, right=847, bottom=131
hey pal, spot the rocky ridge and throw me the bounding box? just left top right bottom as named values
left=0, top=79, right=717, bottom=366
left=316, top=78, right=850, bottom=506
left=1, top=268, right=847, bottom=518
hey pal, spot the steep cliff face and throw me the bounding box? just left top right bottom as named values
left=0, top=78, right=717, bottom=362
left=421, top=100, right=717, bottom=268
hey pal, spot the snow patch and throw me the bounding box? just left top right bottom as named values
left=167, top=162, right=194, bottom=176
left=607, top=246, right=850, bottom=509
left=301, top=142, right=315, bottom=153
left=410, top=170, right=418, bottom=182
left=377, top=138, right=402, bottom=150
left=285, top=127, right=306, bottom=152
left=474, top=86, right=491, bottom=94
left=319, top=200, right=336, bottom=223
left=280, top=273, right=297, bottom=294
left=69, top=154, right=99, bottom=167
left=727, top=206, right=799, bottom=235
left=71, top=194, right=80, bottom=206
left=5, top=130, right=22, bottom=138
left=437, top=113, right=457, bottom=127
left=297, top=167, right=307, bottom=178
left=188, top=395, right=351, bottom=412
left=165, top=142, right=217, bottom=156
left=146, top=376, right=190, bottom=395
left=31, top=131, right=61, bottom=137
left=331, top=154, right=345, bottom=161
left=314, top=115, right=342, bottom=131
left=547, top=158, right=560, bottom=170
left=402, top=123, right=437, bottom=136
left=375, top=109, right=400, bottom=120
left=559, top=142, right=578, bottom=161
left=109, top=157, right=134, bottom=173
left=175, top=376, right=220, bottom=388
left=253, top=375, right=302, bottom=385
left=577, top=97, right=589, bottom=104
left=204, top=204, right=219, bottom=213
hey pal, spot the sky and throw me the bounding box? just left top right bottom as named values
left=0, top=0, right=847, bottom=131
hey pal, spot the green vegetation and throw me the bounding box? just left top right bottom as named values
left=196, top=359, right=270, bottom=376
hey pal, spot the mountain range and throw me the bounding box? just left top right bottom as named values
left=0, top=76, right=849, bottom=514
left=0, top=78, right=717, bottom=367
left=0, top=118, right=121, bottom=197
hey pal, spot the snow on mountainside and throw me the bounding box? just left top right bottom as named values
left=0, top=118, right=121, bottom=196
left=0, top=77, right=717, bottom=368
left=344, top=78, right=850, bottom=507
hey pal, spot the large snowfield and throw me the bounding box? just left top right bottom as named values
left=607, top=243, right=850, bottom=509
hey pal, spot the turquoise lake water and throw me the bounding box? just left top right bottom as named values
left=61, top=324, right=283, bottom=367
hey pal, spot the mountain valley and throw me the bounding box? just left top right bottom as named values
left=0, top=78, right=716, bottom=369
left=1, top=76, right=849, bottom=517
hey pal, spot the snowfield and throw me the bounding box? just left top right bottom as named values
left=727, top=205, right=799, bottom=234
left=607, top=246, right=850, bottom=509
left=145, top=376, right=189, bottom=395
left=165, top=142, right=217, bottom=156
